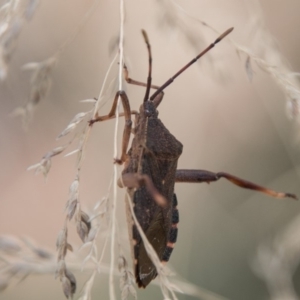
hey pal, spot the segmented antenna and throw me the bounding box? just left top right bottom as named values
left=150, top=27, right=234, bottom=101
left=141, top=29, right=152, bottom=102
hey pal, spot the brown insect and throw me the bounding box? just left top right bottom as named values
left=90, top=27, right=297, bottom=288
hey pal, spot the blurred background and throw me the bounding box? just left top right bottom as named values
left=1, top=0, right=300, bottom=299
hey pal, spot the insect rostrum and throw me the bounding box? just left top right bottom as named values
left=89, top=27, right=297, bottom=288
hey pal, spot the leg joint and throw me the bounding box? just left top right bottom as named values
left=125, top=119, right=132, bottom=127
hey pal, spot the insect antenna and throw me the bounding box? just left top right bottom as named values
left=141, top=29, right=152, bottom=102
left=150, top=27, right=234, bottom=101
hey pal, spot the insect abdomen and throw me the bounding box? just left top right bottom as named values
left=162, top=193, right=179, bottom=262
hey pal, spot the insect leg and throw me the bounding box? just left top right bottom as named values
left=124, top=59, right=164, bottom=107
left=124, top=64, right=160, bottom=90
left=124, top=64, right=164, bottom=107
left=119, top=173, right=167, bottom=207
left=89, top=110, right=137, bottom=123
left=175, top=169, right=297, bottom=200
left=89, top=90, right=136, bottom=164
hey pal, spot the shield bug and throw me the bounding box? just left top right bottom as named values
left=89, top=27, right=297, bottom=288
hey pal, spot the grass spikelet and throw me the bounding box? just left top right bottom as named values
left=63, top=268, right=77, bottom=299
left=118, top=255, right=137, bottom=300
left=12, top=0, right=100, bottom=126
left=76, top=210, right=92, bottom=243
left=12, top=56, right=56, bottom=127
left=0, top=0, right=39, bottom=80
left=57, top=112, right=90, bottom=140
left=27, top=145, right=67, bottom=178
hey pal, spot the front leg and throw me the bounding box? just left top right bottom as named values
left=89, top=90, right=136, bottom=164
left=175, top=169, right=297, bottom=200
